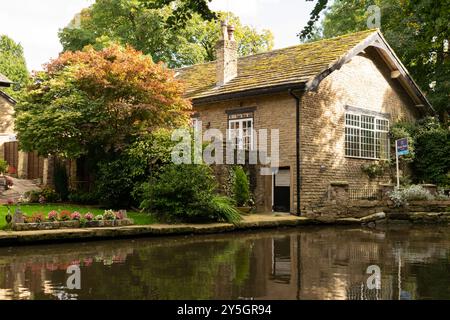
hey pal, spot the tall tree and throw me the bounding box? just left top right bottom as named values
left=299, top=0, right=449, bottom=119
left=0, top=35, right=29, bottom=98
left=58, top=0, right=273, bottom=68
left=15, top=44, right=191, bottom=159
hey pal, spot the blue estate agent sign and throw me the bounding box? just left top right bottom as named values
left=397, top=138, right=409, bottom=156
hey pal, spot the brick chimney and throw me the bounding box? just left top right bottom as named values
left=216, top=21, right=238, bottom=86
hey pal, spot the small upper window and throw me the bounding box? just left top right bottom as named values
left=228, top=113, right=254, bottom=151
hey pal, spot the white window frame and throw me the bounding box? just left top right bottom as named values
left=228, top=117, right=254, bottom=151
left=345, top=112, right=390, bottom=160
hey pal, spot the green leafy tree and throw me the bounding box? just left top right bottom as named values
left=59, top=0, right=273, bottom=67
left=15, top=44, right=191, bottom=159
left=299, top=0, right=449, bottom=118
left=0, top=35, right=29, bottom=98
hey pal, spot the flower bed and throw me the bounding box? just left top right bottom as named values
left=11, top=209, right=134, bottom=231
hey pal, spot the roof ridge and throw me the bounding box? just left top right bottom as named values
left=176, top=29, right=379, bottom=71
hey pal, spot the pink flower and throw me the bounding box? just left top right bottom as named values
left=84, top=213, right=94, bottom=221
left=71, top=212, right=81, bottom=221
left=48, top=210, right=58, bottom=221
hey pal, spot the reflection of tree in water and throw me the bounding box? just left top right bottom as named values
left=0, top=239, right=252, bottom=300
left=119, top=240, right=252, bottom=300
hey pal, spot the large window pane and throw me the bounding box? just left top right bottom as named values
left=345, top=113, right=389, bottom=159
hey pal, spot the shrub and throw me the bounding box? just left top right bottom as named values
left=388, top=185, right=435, bottom=207
left=40, top=187, right=59, bottom=203
left=54, top=164, right=69, bottom=201
left=48, top=211, right=58, bottom=221
left=59, top=210, right=71, bottom=221
left=414, top=121, right=450, bottom=186
left=68, top=190, right=98, bottom=205
left=95, top=157, right=136, bottom=208
left=209, top=196, right=242, bottom=223
left=232, top=166, right=251, bottom=207
left=139, top=164, right=241, bottom=224
left=0, top=159, right=8, bottom=174
left=361, top=162, right=387, bottom=179
left=24, top=190, right=41, bottom=203
left=94, top=129, right=177, bottom=208
left=403, top=185, right=434, bottom=201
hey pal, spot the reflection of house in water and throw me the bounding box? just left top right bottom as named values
left=2, top=227, right=450, bottom=300
left=271, top=237, right=291, bottom=284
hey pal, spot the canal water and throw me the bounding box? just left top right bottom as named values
left=1, top=225, right=450, bottom=300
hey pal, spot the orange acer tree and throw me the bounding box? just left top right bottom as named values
left=15, top=44, right=191, bottom=159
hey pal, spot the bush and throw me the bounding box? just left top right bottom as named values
left=94, top=129, right=176, bottom=208
left=68, top=190, right=98, bottom=205
left=24, top=190, right=41, bottom=203
left=40, top=187, right=59, bottom=203
left=414, top=121, right=450, bottom=186
left=361, top=161, right=388, bottom=179
left=139, top=164, right=241, bottom=224
left=392, top=118, right=450, bottom=187
left=232, top=166, right=251, bottom=207
left=0, top=159, right=8, bottom=174
left=95, top=157, right=136, bottom=208
left=54, top=164, right=69, bottom=201
left=388, top=185, right=434, bottom=207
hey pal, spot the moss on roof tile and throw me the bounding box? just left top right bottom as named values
left=176, top=29, right=378, bottom=100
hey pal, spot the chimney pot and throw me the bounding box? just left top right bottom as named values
left=227, top=25, right=236, bottom=41
left=220, top=21, right=228, bottom=40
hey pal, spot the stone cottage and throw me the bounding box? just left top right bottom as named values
left=0, top=73, right=55, bottom=184
left=176, top=25, right=434, bottom=215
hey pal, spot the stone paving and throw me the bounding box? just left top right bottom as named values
left=0, top=177, right=41, bottom=204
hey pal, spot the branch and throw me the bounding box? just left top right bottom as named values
left=298, top=0, right=329, bottom=41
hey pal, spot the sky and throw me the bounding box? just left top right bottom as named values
left=0, top=0, right=316, bottom=72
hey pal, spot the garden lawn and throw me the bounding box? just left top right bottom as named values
left=0, top=204, right=156, bottom=230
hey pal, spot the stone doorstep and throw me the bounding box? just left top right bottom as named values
left=12, top=219, right=134, bottom=231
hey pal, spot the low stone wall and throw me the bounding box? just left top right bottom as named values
left=12, top=219, right=134, bottom=231
left=304, top=181, right=450, bottom=218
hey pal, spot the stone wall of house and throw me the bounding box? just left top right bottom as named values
left=0, top=94, right=15, bottom=134
left=0, top=94, right=16, bottom=166
left=300, top=48, right=422, bottom=214
left=193, top=47, right=424, bottom=215
left=194, top=93, right=297, bottom=213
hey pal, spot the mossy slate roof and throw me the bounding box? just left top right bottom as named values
left=176, top=29, right=378, bottom=101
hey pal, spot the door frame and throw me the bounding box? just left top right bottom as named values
left=272, top=167, right=291, bottom=213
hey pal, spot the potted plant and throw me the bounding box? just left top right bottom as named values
left=103, top=210, right=116, bottom=227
